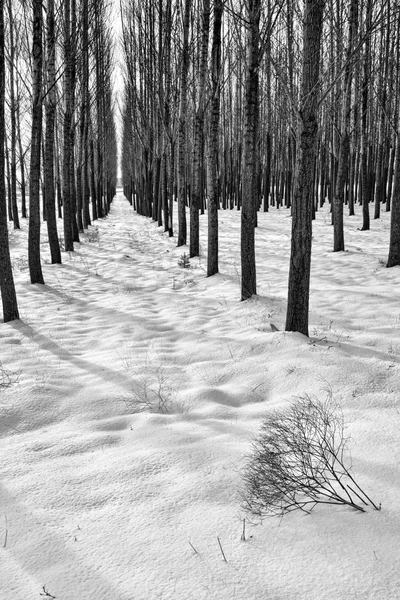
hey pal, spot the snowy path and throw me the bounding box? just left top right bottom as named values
left=1, top=193, right=400, bottom=599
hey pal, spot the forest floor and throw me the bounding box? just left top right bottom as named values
left=1, top=192, right=400, bottom=599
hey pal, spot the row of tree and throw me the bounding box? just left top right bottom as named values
left=120, top=0, right=400, bottom=336
left=0, top=0, right=118, bottom=322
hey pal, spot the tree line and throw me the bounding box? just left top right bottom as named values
left=120, top=0, right=400, bottom=336
left=1, top=0, right=400, bottom=338
left=0, top=0, right=117, bottom=322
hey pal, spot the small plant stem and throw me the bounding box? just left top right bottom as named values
left=189, top=541, right=198, bottom=555
left=217, top=537, right=228, bottom=563
left=241, top=518, right=246, bottom=541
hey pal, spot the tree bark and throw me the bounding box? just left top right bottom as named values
left=62, top=0, right=74, bottom=251
left=0, top=0, right=19, bottom=321
left=177, top=0, right=191, bottom=247
left=333, top=0, right=358, bottom=252
left=28, top=0, right=45, bottom=284
left=44, top=0, right=62, bottom=264
left=207, top=0, right=223, bottom=277
left=387, top=133, right=400, bottom=267
left=7, top=0, right=19, bottom=229
left=190, top=0, right=210, bottom=258
left=285, top=0, right=325, bottom=336
left=241, top=0, right=260, bottom=300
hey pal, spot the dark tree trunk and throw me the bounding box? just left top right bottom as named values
left=62, top=0, right=74, bottom=251
left=241, top=0, right=260, bottom=300
left=190, top=0, right=210, bottom=258
left=333, top=0, right=358, bottom=252
left=44, top=0, right=61, bottom=264
left=0, top=0, right=19, bottom=321
left=207, top=0, right=223, bottom=277
left=28, top=0, right=45, bottom=284
left=285, top=0, right=325, bottom=336
left=387, top=133, right=400, bottom=267
left=177, top=0, right=190, bottom=246
left=7, top=0, right=19, bottom=229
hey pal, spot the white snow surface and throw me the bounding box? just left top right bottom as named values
left=1, top=192, right=400, bottom=599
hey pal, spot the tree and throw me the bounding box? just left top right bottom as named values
left=285, top=0, right=325, bottom=336
left=387, top=129, right=400, bottom=267
left=333, top=0, right=358, bottom=252
left=44, top=0, right=62, bottom=264
left=241, top=0, right=261, bottom=301
left=190, top=0, right=210, bottom=258
left=0, top=0, right=19, bottom=321
left=28, top=0, right=45, bottom=284
left=207, top=0, right=223, bottom=277
left=177, top=0, right=191, bottom=247
left=7, top=0, right=19, bottom=229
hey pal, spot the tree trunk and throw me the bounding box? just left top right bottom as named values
left=62, top=0, right=74, bottom=251
left=207, top=0, right=223, bottom=277
left=333, top=0, right=358, bottom=252
left=241, top=0, right=260, bottom=300
left=285, top=0, right=325, bottom=336
left=28, top=0, right=45, bottom=284
left=387, top=132, right=400, bottom=267
left=44, top=0, right=61, bottom=264
left=177, top=0, right=191, bottom=246
left=0, top=0, right=19, bottom=321
left=360, top=0, right=372, bottom=231
left=190, top=0, right=210, bottom=258
left=7, top=0, right=19, bottom=229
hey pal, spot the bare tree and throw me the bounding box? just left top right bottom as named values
left=207, top=0, right=223, bottom=277
left=241, top=0, right=261, bottom=301
left=177, top=0, right=191, bottom=247
left=28, top=0, right=45, bottom=284
left=44, top=0, right=61, bottom=264
left=0, top=0, right=19, bottom=321
left=285, top=0, right=325, bottom=336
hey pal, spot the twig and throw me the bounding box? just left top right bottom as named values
left=217, top=537, right=228, bottom=563
left=241, top=518, right=246, bottom=541
left=40, top=586, right=56, bottom=598
left=188, top=541, right=198, bottom=555
left=3, top=516, right=8, bottom=549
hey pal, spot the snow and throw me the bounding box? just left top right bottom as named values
left=1, top=193, right=400, bottom=599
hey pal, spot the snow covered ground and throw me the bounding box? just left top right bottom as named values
left=1, top=192, right=400, bottom=599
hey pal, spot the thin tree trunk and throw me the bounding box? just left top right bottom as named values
left=333, top=0, right=358, bottom=251
left=387, top=131, right=400, bottom=267
left=44, top=0, right=61, bottom=264
left=190, top=0, right=210, bottom=258
left=28, top=0, right=45, bottom=284
left=360, top=0, right=372, bottom=231
left=207, top=0, right=223, bottom=277
left=62, top=0, right=74, bottom=251
left=241, top=0, right=260, bottom=300
left=177, top=0, right=191, bottom=246
left=7, top=0, right=19, bottom=229
left=0, top=0, right=19, bottom=321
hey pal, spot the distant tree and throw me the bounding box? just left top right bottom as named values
left=190, top=0, right=210, bottom=258
left=285, top=0, right=325, bottom=336
left=7, top=0, right=19, bottom=229
left=28, top=0, right=45, bottom=284
left=333, top=0, right=358, bottom=252
left=177, top=0, right=191, bottom=247
left=0, top=0, right=19, bottom=321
